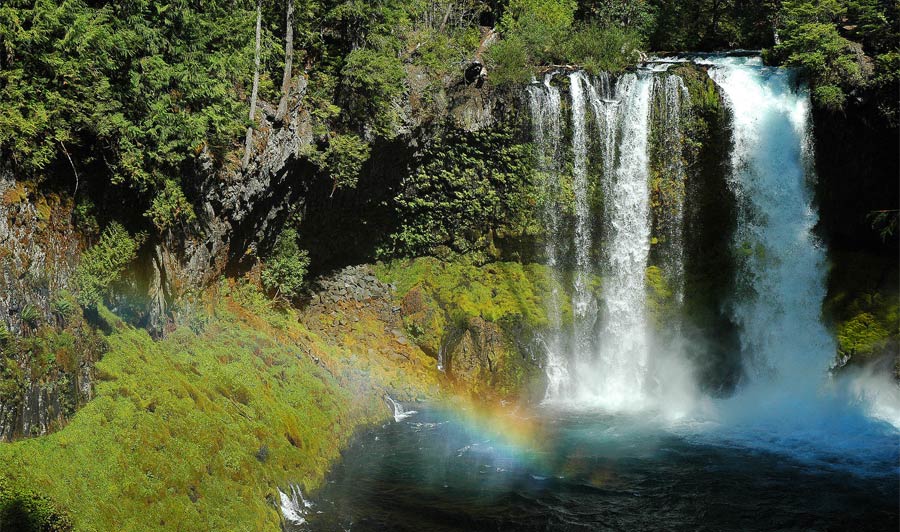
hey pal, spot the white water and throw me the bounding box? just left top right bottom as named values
left=529, top=60, right=898, bottom=463
left=691, top=55, right=900, bottom=464
left=708, top=56, right=833, bottom=386
left=534, top=71, right=687, bottom=410
left=278, top=484, right=313, bottom=526
left=385, top=395, right=417, bottom=422
left=528, top=74, right=570, bottom=397
left=568, top=71, right=598, bottom=356
left=583, top=73, right=655, bottom=408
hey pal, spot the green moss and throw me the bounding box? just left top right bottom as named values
left=825, top=251, right=900, bottom=368
left=0, top=282, right=440, bottom=531
left=837, top=312, right=891, bottom=359
left=646, top=266, right=676, bottom=327
left=376, top=257, right=565, bottom=329
left=376, top=257, right=563, bottom=398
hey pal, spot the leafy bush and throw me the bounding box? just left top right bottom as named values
left=261, top=228, right=310, bottom=301
left=486, top=0, right=646, bottom=84
left=341, top=47, right=407, bottom=137
left=146, top=179, right=197, bottom=231
left=564, top=23, right=643, bottom=74
left=323, top=134, right=371, bottom=194
left=385, top=128, right=536, bottom=257
left=74, top=223, right=142, bottom=308
left=484, top=34, right=532, bottom=85
left=769, top=0, right=898, bottom=116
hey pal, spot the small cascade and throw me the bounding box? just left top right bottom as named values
left=385, top=395, right=418, bottom=422
left=568, top=71, right=598, bottom=355
left=278, top=484, right=312, bottom=526
left=529, top=69, right=691, bottom=408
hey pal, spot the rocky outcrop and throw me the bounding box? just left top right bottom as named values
left=0, top=171, right=82, bottom=334
left=0, top=170, right=100, bottom=440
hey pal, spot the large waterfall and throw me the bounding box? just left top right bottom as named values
left=529, top=57, right=896, bottom=424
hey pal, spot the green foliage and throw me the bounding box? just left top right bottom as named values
left=322, top=134, right=371, bottom=192
left=145, top=180, right=197, bottom=232
left=486, top=0, right=647, bottom=83
left=484, top=34, right=532, bottom=85
left=649, top=0, right=779, bottom=50
left=385, top=128, right=536, bottom=257
left=564, top=23, right=643, bottom=74
left=341, top=45, right=407, bottom=138
left=19, top=304, right=40, bottom=327
left=497, top=0, right=577, bottom=65
left=0, top=0, right=259, bottom=220
left=261, top=228, right=310, bottom=301
left=74, top=223, right=142, bottom=308
left=769, top=0, right=899, bottom=115
left=867, top=209, right=899, bottom=241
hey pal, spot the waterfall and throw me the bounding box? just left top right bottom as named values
left=704, top=56, right=833, bottom=387
left=528, top=74, right=569, bottom=397
left=385, top=395, right=417, bottom=422
left=589, top=73, right=654, bottom=407
left=529, top=69, right=694, bottom=408
left=568, top=71, right=598, bottom=356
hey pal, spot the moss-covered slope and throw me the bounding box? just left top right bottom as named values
left=0, top=281, right=440, bottom=531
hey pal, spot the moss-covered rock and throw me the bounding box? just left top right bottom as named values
left=825, top=251, right=899, bottom=374
left=377, top=257, right=562, bottom=399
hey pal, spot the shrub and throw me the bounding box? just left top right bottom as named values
left=74, top=223, right=142, bottom=308
left=484, top=34, right=532, bottom=85
left=341, top=47, right=407, bottom=137
left=261, top=228, right=310, bottom=301
left=324, top=134, right=371, bottom=194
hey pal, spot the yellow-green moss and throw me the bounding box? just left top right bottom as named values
left=375, top=257, right=563, bottom=399
left=375, top=257, right=566, bottom=328
left=0, top=281, right=440, bottom=531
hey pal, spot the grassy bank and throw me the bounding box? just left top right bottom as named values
left=0, top=281, right=440, bottom=531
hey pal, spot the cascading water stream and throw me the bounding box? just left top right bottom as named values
left=532, top=70, right=688, bottom=408
left=705, top=56, right=833, bottom=389
left=568, top=72, right=598, bottom=357
left=587, top=72, right=654, bottom=408
left=528, top=74, right=569, bottom=397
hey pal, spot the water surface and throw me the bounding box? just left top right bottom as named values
left=297, top=407, right=899, bottom=531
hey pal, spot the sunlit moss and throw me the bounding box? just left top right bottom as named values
left=0, top=281, right=440, bottom=531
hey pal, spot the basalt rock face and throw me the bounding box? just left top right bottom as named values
left=0, top=170, right=100, bottom=441
left=813, top=98, right=900, bottom=374
left=0, top=171, right=82, bottom=334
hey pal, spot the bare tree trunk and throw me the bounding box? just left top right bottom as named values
left=243, top=1, right=262, bottom=170
left=276, top=0, right=295, bottom=122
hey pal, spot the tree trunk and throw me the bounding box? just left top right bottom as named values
left=276, top=0, right=295, bottom=123
left=243, top=1, right=262, bottom=170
